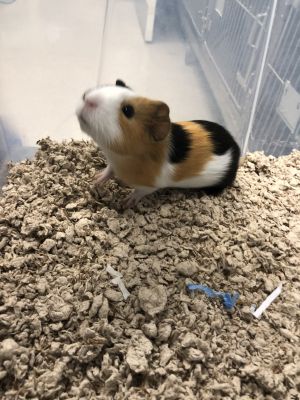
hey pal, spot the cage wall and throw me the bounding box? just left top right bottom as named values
left=179, top=0, right=300, bottom=156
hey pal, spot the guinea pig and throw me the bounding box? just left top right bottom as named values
left=76, top=79, right=241, bottom=207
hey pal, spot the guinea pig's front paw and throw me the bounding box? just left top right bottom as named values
left=94, top=165, right=114, bottom=186
left=123, top=193, right=139, bottom=209
left=123, top=187, right=156, bottom=209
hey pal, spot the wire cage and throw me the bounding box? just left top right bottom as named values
left=179, top=0, right=300, bottom=156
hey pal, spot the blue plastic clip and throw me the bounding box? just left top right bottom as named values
left=187, top=284, right=239, bottom=310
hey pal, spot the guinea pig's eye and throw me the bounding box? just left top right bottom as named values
left=122, top=104, right=134, bottom=119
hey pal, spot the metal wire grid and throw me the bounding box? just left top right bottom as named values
left=203, top=1, right=271, bottom=111
left=250, top=3, right=300, bottom=155
left=181, top=0, right=299, bottom=156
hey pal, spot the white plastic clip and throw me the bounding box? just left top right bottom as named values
left=251, top=283, right=282, bottom=319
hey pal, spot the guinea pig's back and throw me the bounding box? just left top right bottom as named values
left=155, top=120, right=240, bottom=191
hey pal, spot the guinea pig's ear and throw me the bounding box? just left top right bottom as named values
left=116, top=79, right=127, bottom=87
left=149, top=101, right=171, bottom=141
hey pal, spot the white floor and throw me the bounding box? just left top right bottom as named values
left=0, top=0, right=215, bottom=152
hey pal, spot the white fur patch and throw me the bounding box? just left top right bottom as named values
left=155, top=162, right=175, bottom=188
left=155, top=150, right=232, bottom=189
left=76, top=85, right=135, bottom=148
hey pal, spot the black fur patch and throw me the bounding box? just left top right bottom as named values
left=193, top=120, right=241, bottom=191
left=193, top=120, right=236, bottom=155
left=169, top=123, right=191, bottom=163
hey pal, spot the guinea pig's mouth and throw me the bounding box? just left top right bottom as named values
left=78, top=114, right=89, bottom=127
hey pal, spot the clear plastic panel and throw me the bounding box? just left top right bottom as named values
left=0, top=0, right=106, bottom=151
left=98, top=0, right=220, bottom=123
left=0, top=0, right=221, bottom=187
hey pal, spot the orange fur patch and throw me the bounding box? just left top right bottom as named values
left=107, top=152, right=163, bottom=187
left=173, top=122, right=214, bottom=181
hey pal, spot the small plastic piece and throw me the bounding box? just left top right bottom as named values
left=186, top=283, right=239, bottom=310
left=251, top=283, right=282, bottom=319
left=106, top=265, right=130, bottom=300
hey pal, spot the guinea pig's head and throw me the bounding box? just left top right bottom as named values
left=76, top=79, right=171, bottom=154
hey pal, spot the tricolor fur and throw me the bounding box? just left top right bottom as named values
left=76, top=80, right=241, bottom=205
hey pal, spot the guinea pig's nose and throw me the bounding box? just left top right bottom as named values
left=82, top=90, right=98, bottom=108
left=84, top=96, right=98, bottom=108
left=86, top=99, right=98, bottom=108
